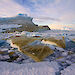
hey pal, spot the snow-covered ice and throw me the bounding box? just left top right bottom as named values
left=0, top=24, right=22, bottom=32
left=61, top=63, right=75, bottom=75
left=0, top=24, right=75, bottom=75
left=0, top=61, right=59, bottom=75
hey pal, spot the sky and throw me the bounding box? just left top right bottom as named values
left=0, top=0, right=75, bottom=30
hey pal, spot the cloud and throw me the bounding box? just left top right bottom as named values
left=60, top=12, right=75, bottom=24
left=31, top=0, right=75, bottom=25
left=0, top=0, right=30, bottom=17
left=0, top=0, right=75, bottom=27
left=20, top=0, right=74, bottom=24
left=34, top=17, right=61, bottom=21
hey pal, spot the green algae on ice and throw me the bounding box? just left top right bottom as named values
left=9, top=36, right=54, bottom=62
left=20, top=45, right=54, bottom=62
left=9, top=36, right=41, bottom=49
left=72, top=39, right=75, bottom=42
left=42, top=36, right=66, bottom=48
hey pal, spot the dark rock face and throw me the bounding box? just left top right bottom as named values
left=42, top=25, right=51, bottom=30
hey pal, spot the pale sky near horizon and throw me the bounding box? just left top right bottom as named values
left=0, top=0, right=75, bottom=30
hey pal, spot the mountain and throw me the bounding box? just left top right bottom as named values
left=0, top=14, right=50, bottom=32
left=0, top=14, right=33, bottom=25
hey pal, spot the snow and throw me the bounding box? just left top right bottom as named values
left=41, top=40, right=57, bottom=46
left=61, top=52, right=68, bottom=57
left=0, top=24, right=22, bottom=32
left=0, top=24, right=75, bottom=75
left=61, top=63, right=75, bottom=75
left=0, top=55, right=10, bottom=60
left=0, top=24, right=22, bottom=29
left=0, top=48, right=8, bottom=51
left=55, top=47, right=65, bottom=51
left=0, top=61, right=59, bottom=75
left=8, top=40, right=19, bottom=48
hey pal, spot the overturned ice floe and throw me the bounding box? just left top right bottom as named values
left=20, top=45, right=54, bottom=62
left=41, top=37, right=66, bottom=48
left=42, top=37, right=75, bottom=49
left=8, top=36, right=54, bottom=62
left=8, top=35, right=75, bottom=62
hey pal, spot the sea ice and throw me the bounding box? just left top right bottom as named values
left=61, top=63, right=75, bottom=75
left=0, top=61, right=59, bottom=75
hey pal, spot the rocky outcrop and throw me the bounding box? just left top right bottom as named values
left=42, top=25, right=51, bottom=30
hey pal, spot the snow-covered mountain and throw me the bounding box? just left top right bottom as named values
left=0, top=14, right=50, bottom=32
left=0, top=14, right=33, bottom=25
